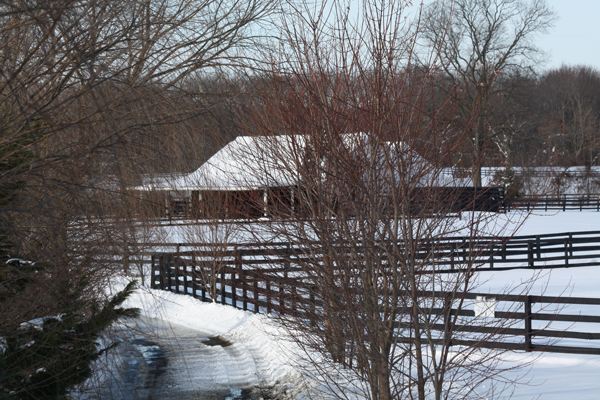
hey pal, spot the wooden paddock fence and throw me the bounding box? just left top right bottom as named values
left=123, top=230, right=600, bottom=275
left=150, top=251, right=600, bottom=356
left=512, top=195, right=600, bottom=212
left=148, top=231, right=600, bottom=356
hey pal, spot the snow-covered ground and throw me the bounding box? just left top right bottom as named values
left=479, top=166, right=600, bottom=196
left=105, top=210, right=600, bottom=399
left=479, top=211, right=600, bottom=399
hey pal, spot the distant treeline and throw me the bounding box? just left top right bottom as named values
left=465, top=65, right=600, bottom=168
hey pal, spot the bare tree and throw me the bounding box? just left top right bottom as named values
left=0, top=0, right=277, bottom=395
left=0, top=0, right=276, bottom=246
left=224, top=1, right=544, bottom=399
left=183, top=188, right=244, bottom=302
left=538, top=65, right=600, bottom=166
left=487, top=70, right=543, bottom=167
left=423, top=0, right=557, bottom=185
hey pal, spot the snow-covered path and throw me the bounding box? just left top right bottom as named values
left=139, top=317, right=266, bottom=398
left=102, top=315, right=293, bottom=400
left=95, top=288, right=301, bottom=400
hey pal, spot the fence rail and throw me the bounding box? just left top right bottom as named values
left=511, top=195, right=600, bottom=211
left=150, top=252, right=600, bottom=356
left=117, top=230, right=600, bottom=274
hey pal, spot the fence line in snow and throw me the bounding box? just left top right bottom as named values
left=510, top=195, right=600, bottom=212
left=150, top=253, right=600, bottom=356
left=114, top=230, right=600, bottom=274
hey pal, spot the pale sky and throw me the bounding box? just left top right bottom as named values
left=314, top=0, right=599, bottom=72
left=537, top=0, right=600, bottom=71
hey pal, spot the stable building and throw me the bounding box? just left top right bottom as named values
left=133, top=133, right=505, bottom=220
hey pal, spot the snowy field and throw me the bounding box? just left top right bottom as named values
left=113, top=211, right=600, bottom=399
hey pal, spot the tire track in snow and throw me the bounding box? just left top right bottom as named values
left=115, top=316, right=269, bottom=399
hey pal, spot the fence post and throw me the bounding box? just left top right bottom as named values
left=150, top=255, right=156, bottom=289
left=231, top=268, right=237, bottom=309
left=536, top=235, right=541, bottom=259
left=173, top=249, right=179, bottom=293
left=167, top=255, right=173, bottom=291
left=191, top=266, right=199, bottom=300
left=288, top=242, right=295, bottom=314
left=254, top=278, right=259, bottom=313
left=182, top=260, right=188, bottom=295
left=527, top=242, right=534, bottom=268
left=569, top=232, right=573, bottom=257
left=191, top=251, right=196, bottom=298
left=443, top=294, right=452, bottom=348
left=158, top=255, right=165, bottom=290
left=266, top=279, right=272, bottom=314
left=174, top=255, right=180, bottom=294
left=221, top=270, right=226, bottom=305
left=158, top=254, right=165, bottom=289
left=524, top=295, right=533, bottom=352
left=236, top=249, right=247, bottom=311
left=564, top=238, right=569, bottom=266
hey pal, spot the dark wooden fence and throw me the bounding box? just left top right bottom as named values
left=415, top=292, right=600, bottom=355
left=149, top=231, right=600, bottom=356
left=433, top=230, right=600, bottom=272
left=511, top=195, right=600, bottom=211
left=150, top=251, right=600, bottom=355
left=135, top=230, right=600, bottom=275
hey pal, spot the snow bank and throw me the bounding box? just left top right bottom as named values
left=122, top=287, right=303, bottom=390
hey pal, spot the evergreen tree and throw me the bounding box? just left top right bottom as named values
left=0, top=135, right=140, bottom=399
left=0, top=273, right=139, bottom=399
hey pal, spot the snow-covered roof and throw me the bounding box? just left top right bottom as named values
left=135, top=173, right=191, bottom=190
left=133, top=133, right=460, bottom=191
left=134, top=135, right=306, bottom=191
